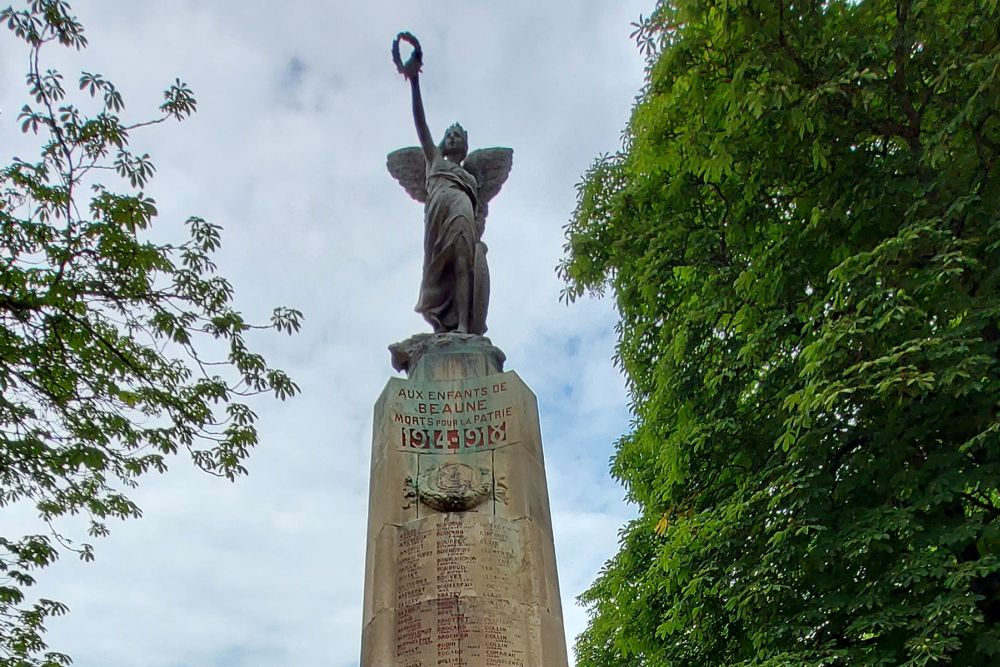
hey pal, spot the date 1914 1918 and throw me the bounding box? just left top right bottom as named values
left=400, top=422, right=508, bottom=450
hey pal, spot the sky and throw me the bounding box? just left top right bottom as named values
left=0, top=2, right=649, bottom=665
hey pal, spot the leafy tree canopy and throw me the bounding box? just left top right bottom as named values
left=1, top=2, right=301, bottom=664
left=561, top=0, right=999, bottom=664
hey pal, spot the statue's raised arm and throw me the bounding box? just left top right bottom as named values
left=387, top=32, right=512, bottom=336
left=392, top=33, right=435, bottom=162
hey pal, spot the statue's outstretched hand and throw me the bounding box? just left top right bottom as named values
left=392, top=32, right=423, bottom=80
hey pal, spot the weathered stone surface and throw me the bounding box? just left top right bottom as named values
left=360, top=609, right=397, bottom=666
left=492, top=444, right=551, bottom=530
left=366, top=444, right=418, bottom=528
left=363, top=525, right=400, bottom=623
left=361, top=335, right=568, bottom=666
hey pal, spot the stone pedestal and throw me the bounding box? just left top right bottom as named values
left=361, top=334, right=569, bottom=666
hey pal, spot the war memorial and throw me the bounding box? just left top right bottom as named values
left=359, top=33, right=570, bottom=666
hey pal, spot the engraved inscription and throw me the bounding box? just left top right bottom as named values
left=397, top=526, right=431, bottom=606
left=436, top=516, right=473, bottom=595
left=389, top=376, right=517, bottom=450
left=392, top=516, right=530, bottom=665
left=399, top=420, right=508, bottom=450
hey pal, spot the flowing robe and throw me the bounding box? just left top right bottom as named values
left=416, top=155, right=479, bottom=331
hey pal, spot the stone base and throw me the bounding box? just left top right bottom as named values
left=361, top=335, right=568, bottom=666
left=389, top=333, right=506, bottom=378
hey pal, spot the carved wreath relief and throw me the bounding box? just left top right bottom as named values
left=404, top=462, right=493, bottom=512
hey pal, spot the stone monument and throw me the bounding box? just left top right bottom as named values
left=359, top=34, right=569, bottom=666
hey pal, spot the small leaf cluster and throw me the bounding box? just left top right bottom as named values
left=562, top=1, right=999, bottom=665
left=1, top=2, right=301, bottom=665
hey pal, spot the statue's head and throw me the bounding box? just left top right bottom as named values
left=440, top=123, right=468, bottom=162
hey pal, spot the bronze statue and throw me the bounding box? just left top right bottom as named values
left=387, top=32, right=513, bottom=335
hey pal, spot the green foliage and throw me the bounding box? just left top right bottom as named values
left=0, top=2, right=301, bottom=664
left=561, top=0, right=999, bottom=664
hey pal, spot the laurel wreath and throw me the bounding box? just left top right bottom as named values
left=415, top=463, right=492, bottom=512
left=392, top=31, right=423, bottom=80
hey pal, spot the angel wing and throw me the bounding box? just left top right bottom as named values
left=386, top=146, right=427, bottom=203
left=462, top=147, right=513, bottom=227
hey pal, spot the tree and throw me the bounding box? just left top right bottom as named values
left=561, top=0, right=999, bottom=664
left=0, top=2, right=301, bottom=665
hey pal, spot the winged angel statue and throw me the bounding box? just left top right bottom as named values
left=387, top=32, right=513, bottom=335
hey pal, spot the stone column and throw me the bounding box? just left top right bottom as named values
left=360, top=334, right=569, bottom=667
